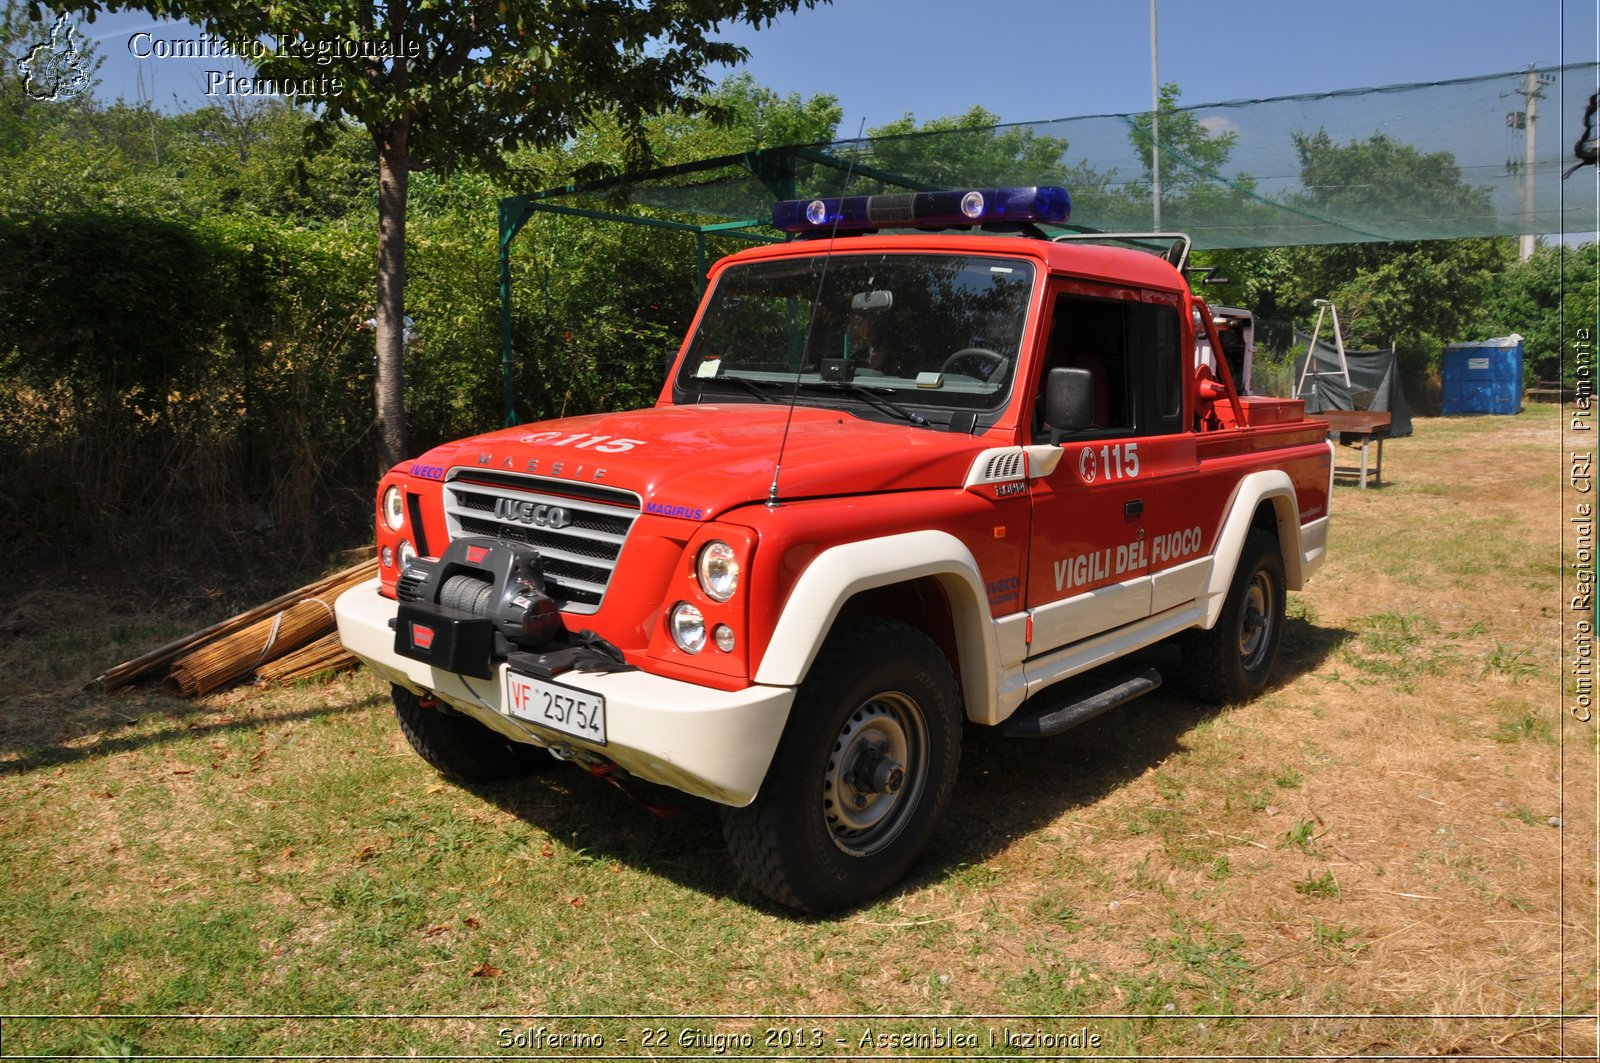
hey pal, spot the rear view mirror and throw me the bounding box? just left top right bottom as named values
left=850, top=290, right=893, bottom=312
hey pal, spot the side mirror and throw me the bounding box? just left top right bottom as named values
left=1044, top=367, right=1094, bottom=444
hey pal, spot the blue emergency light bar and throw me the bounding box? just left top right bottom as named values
left=772, top=186, right=1071, bottom=234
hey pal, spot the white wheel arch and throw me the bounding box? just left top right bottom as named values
left=751, top=530, right=1003, bottom=725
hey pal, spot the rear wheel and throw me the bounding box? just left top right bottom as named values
left=391, top=684, right=553, bottom=783
left=1181, top=528, right=1286, bottom=704
left=721, top=617, right=961, bottom=913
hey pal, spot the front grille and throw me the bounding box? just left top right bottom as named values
left=442, top=472, right=641, bottom=614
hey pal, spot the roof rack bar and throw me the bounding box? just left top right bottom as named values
left=1050, top=231, right=1192, bottom=271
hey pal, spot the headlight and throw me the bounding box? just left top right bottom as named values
left=696, top=540, right=740, bottom=602
left=669, top=602, right=706, bottom=654
left=382, top=486, right=405, bottom=531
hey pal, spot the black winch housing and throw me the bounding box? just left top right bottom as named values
left=392, top=538, right=563, bottom=679
left=390, top=538, right=632, bottom=681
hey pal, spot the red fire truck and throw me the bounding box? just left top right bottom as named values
left=336, top=187, right=1333, bottom=912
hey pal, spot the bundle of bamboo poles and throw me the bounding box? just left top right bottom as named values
left=253, top=632, right=356, bottom=686
left=93, top=558, right=377, bottom=693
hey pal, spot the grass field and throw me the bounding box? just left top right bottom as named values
left=1, top=403, right=1594, bottom=1060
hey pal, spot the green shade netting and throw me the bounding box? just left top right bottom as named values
left=510, top=62, right=1599, bottom=249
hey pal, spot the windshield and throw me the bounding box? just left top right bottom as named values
left=675, top=252, right=1036, bottom=421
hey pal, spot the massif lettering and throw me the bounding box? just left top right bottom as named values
left=477, top=453, right=607, bottom=481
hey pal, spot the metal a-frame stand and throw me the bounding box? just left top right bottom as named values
left=1294, top=298, right=1352, bottom=407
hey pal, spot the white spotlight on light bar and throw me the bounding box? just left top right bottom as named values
left=772, top=186, right=1070, bottom=234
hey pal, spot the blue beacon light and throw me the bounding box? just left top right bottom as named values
left=772, top=186, right=1070, bottom=234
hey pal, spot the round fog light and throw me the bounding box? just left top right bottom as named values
left=669, top=602, right=706, bottom=654
left=713, top=624, right=736, bottom=653
left=398, top=540, right=417, bottom=568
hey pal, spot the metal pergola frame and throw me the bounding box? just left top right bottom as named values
left=494, top=144, right=936, bottom=425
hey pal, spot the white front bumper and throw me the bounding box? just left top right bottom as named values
left=335, top=579, right=794, bottom=806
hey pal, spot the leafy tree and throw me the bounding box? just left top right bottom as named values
left=1275, top=130, right=1512, bottom=349
left=1120, top=82, right=1262, bottom=235
left=60, top=0, right=826, bottom=471
left=650, top=72, right=842, bottom=164
left=865, top=106, right=1073, bottom=189
left=1126, top=82, right=1242, bottom=199
left=492, top=76, right=845, bottom=429
left=1290, top=129, right=1494, bottom=238
left=1470, top=241, right=1599, bottom=382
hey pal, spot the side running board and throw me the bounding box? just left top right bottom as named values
left=1001, top=667, right=1163, bottom=738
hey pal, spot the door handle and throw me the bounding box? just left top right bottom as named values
left=1124, top=499, right=1144, bottom=520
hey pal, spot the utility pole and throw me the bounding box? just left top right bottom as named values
left=1150, top=0, right=1161, bottom=229
left=1508, top=64, right=1555, bottom=261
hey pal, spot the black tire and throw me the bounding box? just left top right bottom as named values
left=1181, top=528, right=1286, bottom=704
left=721, top=616, right=962, bottom=913
left=391, top=684, right=553, bottom=783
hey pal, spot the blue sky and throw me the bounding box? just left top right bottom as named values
left=67, top=0, right=1598, bottom=126
left=713, top=0, right=1597, bottom=131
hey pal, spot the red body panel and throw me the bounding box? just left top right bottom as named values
left=372, top=231, right=1331, bottom=690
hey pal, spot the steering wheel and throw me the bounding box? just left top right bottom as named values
left=939, top=347, right=1005, bottom=379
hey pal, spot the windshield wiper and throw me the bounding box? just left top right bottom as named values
left=707, top=375, right=784, bottom=404
left=797, top=381, right=930, bottom=427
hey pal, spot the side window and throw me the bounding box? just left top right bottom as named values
left=1149, top=304, right=1183, bottom=431
left=1040, top=294, right=1134, bottom=435
left=1036, top=292, right=1185, bottom=441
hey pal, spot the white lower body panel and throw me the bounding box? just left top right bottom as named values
left=336, top=579, right=793, bottom=806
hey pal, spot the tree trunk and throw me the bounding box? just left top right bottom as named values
left=374, top=120, right=410, bottom=473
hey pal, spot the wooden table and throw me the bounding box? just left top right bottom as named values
left=1321, top=410, right=1392, bottom=488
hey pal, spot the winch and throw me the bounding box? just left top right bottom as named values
left=392, top=538, right=562, bottom=678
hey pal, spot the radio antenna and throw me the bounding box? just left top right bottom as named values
left=767, top=120, right=868, bottom=508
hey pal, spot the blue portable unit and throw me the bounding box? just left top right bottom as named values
left=1442, top=336, right=1523, bottom=415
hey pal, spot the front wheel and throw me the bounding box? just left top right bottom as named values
left=391, top=684, right=554, bottom=784
left=721, top=617, right=962, bottom=913
left=1181, top=528, right=1286, bottom=704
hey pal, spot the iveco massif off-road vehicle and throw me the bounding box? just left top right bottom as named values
left=336, top=186, right=1333, bottom=913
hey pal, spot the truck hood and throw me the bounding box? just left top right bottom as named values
left=410, top=404, right=992, bottom=521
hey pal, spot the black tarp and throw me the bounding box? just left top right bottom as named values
left=1292, top=333, right=1413, bottom=438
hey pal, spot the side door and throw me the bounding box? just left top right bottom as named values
left=1023, top=286, right=1155, bottom=653
left=1133, top=298, right=1212, bottom=614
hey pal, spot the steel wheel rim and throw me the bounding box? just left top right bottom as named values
left=822, top=691, right=929, bottom=857
left=1239, top=570, right=1275, bottom=670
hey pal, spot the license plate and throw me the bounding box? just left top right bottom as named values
left=505, top=670, right=607, bottom=745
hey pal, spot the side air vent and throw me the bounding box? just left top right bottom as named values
left=963, top=447, right=1028, bottom=488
